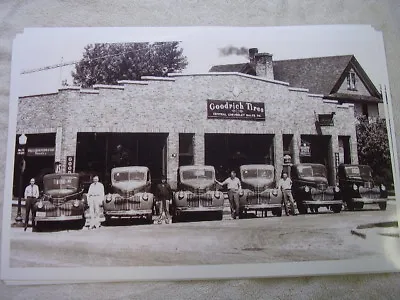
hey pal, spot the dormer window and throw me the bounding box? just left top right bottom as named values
left=347, top=71, right=357, bottom=90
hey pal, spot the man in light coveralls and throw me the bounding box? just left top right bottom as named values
left=87, top=175, right=105, bottom=229
left=216, top=170, right=242, bottom=219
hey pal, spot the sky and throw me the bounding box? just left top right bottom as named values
left=14, top=25, right=390, bottom=97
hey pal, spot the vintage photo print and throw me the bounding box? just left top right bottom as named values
left=1, top=25, right=399, bottom=283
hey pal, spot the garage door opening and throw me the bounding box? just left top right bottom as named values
left=76, top=133, right=168, bottom=187
left=300, top=134, right=333, bottom=182
left=205, top=133, right=274, bottom=181
left=13, top=133, right=56, bottom=197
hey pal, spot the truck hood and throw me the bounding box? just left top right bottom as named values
left=180, top=179, right=214, bottom=191
left=297, top=177, right=328, bottom=186
left=45, top=189, right=77, bottom=197
left=112, top=181, right=147, bottom=193
left=242, top=178, right=275, bottom=189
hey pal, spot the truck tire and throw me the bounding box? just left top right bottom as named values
left=379, top=202, right=387, bottom=211
left=332, top=204, right=342, bottom=213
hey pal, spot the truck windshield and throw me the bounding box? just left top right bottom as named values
left=44, top=176, right=79, bottom=191
left=297, top=165, right=327, bottom=178
left=113, top=171, right=146, bottom=182
left=242, top=168, right=274, bottom=179
left=345, top=166, right=372, bottom=179
left=181, top=169, right=214, bottom=180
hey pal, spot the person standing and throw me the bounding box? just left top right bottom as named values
left=24, top=178, right=39, bottom=231
left=155, top=175, right=172, bottom=224
left=278, top=172, right=296, bottom=216
left=216, top=170, right=242, bottom=219
left=87, top=175, right=105, bottom=229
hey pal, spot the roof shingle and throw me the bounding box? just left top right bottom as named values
left=273, top=55, right=353, bottom=95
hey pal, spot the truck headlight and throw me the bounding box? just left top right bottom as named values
left=304, top=186, right=310, bottom=193
left=335, top=186, right=340, bottom=193
left=272, top=189, right=278, bottom=196
left=353, top=184, right=358, bottom=191
left=178, top=191, right=185, bottom=200
left=142, top=193, right=148, bottom=201
left=239, top=190, right=244, bottom=196
left=73, top=200, right=80, bottom=207
left=214, top=191, right=220, bottom=199
left=381, top=184, right=386, bottom=191
left=105, top=194, right=112, bottom=203
left=37, top=201, right=44, bottom=209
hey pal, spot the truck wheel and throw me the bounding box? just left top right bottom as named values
left=347, top=201, right=355, bottom=211
left=146, top=214, right=153, bottom=224
left=104, top=215, right=112, bottom=226
left=74, top=218, right=86, bottom=230
left=332, top=204, right=342, bottom=213
left=297, top=203, right=307, bottom=214
left=274, top=208, right=282, bottom=217
left=355, top=202, right=364, bottom=210
left=32, top=221, right=42, bottom=232
left=379, top=202, right=387, bottom=211
left=215, top=211, right=223, bottom=221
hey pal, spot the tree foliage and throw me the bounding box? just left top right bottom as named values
left=356, top=116, right=393, bottom=186
left=72, top=42, right=188, bottom=87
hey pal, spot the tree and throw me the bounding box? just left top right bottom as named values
left=356, top=116, right=393, bottom=186
left=72, top=42, right=188, bottom=88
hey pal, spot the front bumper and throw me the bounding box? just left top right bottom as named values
left=351, top=197, right=387, bottom=204
left=176, top=207, right=223, bottom=213
left=104, top=209, right=152, bottom=217
left=243, top=203, right=282, bottom=210
left=303, top=200, right=343, bottom=205
left=35, top=215, right=83, bottom=222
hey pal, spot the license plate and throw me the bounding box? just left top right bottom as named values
left=36, top=211, right=46, bottom=217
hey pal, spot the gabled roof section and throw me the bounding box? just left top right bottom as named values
left=273, top=55, right=353, bottom=95
left=209, top=63, right=256, bottom=75
left=331, top=56, right=382, bottom=98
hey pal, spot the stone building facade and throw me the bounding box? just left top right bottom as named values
left=16, top=67, right=358, bottom=189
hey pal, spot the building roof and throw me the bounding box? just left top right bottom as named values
left=209, top=54, right=382, bottom=103
left=209, top=63, right=256, bottom=75
left=273, top=55, right=353, bottom=95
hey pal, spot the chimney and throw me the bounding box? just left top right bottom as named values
left=248, top=48, right=274, bottom=80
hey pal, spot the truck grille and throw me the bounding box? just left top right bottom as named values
left=359, top=186, right=380, bottom=199
left=246, top=193, right=270, bottom=204
left=114, top=195, right=141, bottom=210
left=310, top=187, right=334, bottom=201
left=43, top=202, right=75, bottom=217
left=187, top=194, right=213, bottom=207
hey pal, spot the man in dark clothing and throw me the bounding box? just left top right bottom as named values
left=155, top=176, right=172, bottom=224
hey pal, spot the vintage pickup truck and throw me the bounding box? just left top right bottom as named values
left=239, top=164, right=283, bottom=218
left=103, top=166, right=154, bottom=225
left=171, top=165, right=225, bottom=222
left=338, top=164, right=388, bottom=211
left=291, top=163, right=343, bottom=214
left=33, top=173, right=86, bottom=231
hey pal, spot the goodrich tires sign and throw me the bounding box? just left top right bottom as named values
left=207, top=99, right=265, bottom=121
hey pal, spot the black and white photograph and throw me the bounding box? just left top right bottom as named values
left=1, top=25, right=399, bottom=282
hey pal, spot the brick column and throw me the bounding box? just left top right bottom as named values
left=54, top=127, right=63, bottom=164
left=274, top=134, right=284, bottom=179
left=167, top=132, right=179, bottom=190
left=193, top=133, right=205, bottom=165
left=350, top=135, right=359, bottom=164
left=60, top=128, right=77, bottom=173
left=329, top=135, right=339, bottom=185
left=292, top=133, right=301, bottom=164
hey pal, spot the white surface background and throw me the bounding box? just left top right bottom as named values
left=0, top=0, right=400, bottom=299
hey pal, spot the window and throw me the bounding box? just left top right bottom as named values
left=362, top=104, right=369, bottom=118
left=347, top=71, right=357, bottom=90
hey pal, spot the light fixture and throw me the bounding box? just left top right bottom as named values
left=18, top=134, right=27, bottom=145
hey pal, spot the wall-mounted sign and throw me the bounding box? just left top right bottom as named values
left=16, top=148, right=25, bottom=156
left=66, top=156, right=75, bottom=173
left=318, top=113, right=335, bottom=126
left=299, top=144, right=311, bottom=157
left=335, top=152, right=340, bottom=168
left=27, top=147, right=55, bottom=157
left=207, top=100, right=265, bottom=121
